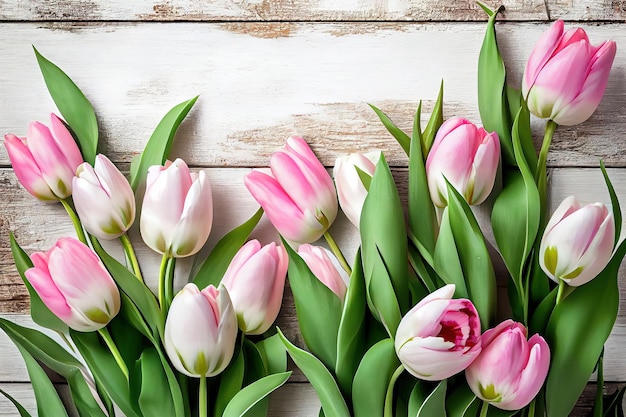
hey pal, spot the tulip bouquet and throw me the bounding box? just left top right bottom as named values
left=240, top=3, right=624, bottom=417
left=0, top=49, right=294, bottom=417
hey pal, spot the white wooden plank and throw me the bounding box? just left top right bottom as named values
left=0, top=0, right=624, bottom=22
left=0, top=22, right=624, bottom=168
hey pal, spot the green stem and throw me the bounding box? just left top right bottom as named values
left=199, top=374, right=208, bottom=417
left=98, top=327, right=129, bottom=382
left=555, top=280, right=575, bottom=305
left=383, top=365, right=405, bottom=417
left=479, top=401, right=489, bottom=417
left=528, top=398, right=536, bottom=417
left=120, top=233, right=144, bottom=283
left=593, top=350, right=604, bottom=417
left=323, top=231, right=352, bottom=276
left=164, top=257, right=177, bottom=310
left=61, top=199, right=88, bottom=244
left=158, top=254, right=169, bottom=311
left=535, top=120, right=558, bottom=224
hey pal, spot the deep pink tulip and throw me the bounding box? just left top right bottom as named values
left=333, top=151, right=380, bottom=228
left=425, top=118, right=499, bottom=208
left=140, top=159, right=213, bottom=258
left=164, top=284, right=238, bottom=378
left=466, top=320, right=550, bottom=411
left=24, top=237, right=120, bottom=332
left=72, top=154, right=136, bottom=240
left=394, top=284, right=482, bottom=381
left=522, top=20, right=616, bottom=126
left=539, top=196, right=614, bottom=287
left=297, top=244, right=348, bottom=302
left=4, top=114, right=83, bottom=200
left=244, top=136, right=338, bottom=243
left=221, top=240, right=288, bottom=335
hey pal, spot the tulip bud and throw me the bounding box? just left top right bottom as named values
left=221, top=240, right=288, bottom=335
left=244, top=136, right=338, bottom=243
left=425, top=118, right=499, bottom=208
left=539, top=196, right=614, bottom=287
left=140, top=159, right=213, bottom=258
left=164, top=283, right=238, bottom=378
left=466, top=320, right=550, bottom=411
left=297, top=244, right=348, bottom=302
left=4, top=114, right=83, bottom=200
left=333, top=151, right=380, bottom=228
left=72, top=154, right=136, bottom=240
left=24, top=237, right=120, bottom=332
left=522, top=20, right=616, bottom=126
left=394, top=284, right=482, bottom=381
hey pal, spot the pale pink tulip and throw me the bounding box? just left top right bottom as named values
left=140, top=159, right=213, bottom=258
left=539, top=196, right=614, bottom=286
left=4, top=114, right=83, bottom=200
left=466, top=320, right=550, bottom=411
left=221, top=240, right=288, bottom=335
left=333, top=151, right=380, bottom=228
left=164, top=284, right=238, bottom=378
left=244, top=136, right=338, bottom=243
left=394, top=284, right=482, bottom=381
left=72, top=154, right=135, bottom=240
left=522, top=20, right=616, bottom=126
left=24, top=237, right=120, bottom=332
left=425, top=118, right=499, bottom=208
left=297, top=244, right=348, bottom=301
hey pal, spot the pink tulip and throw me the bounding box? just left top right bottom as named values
left=466, top=320, right=550, bottom=410
left=394, top=284, right=482, bottom=381
left=539, top=196, right=614, bottom=287
left=333, top=151, right=380, bottom=228
left=297, top=244, right=348, bottom=301
left=425, top=118, right=499, bottom=208
left=522, top=20, right=616, bottom=126
left=24, top=237, right=120, bottom=332
left=140, top=159, right=213, bottom=258
left=4, top=113, right=83, bottom=200
left=244, top=136, right=338, bottom=243
left=72, top=154, right=136, bottom=240
left=221, top=240, right=288, bottom=335
left=164, top=283, right=238, bottom=377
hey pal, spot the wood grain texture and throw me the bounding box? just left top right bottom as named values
left=0, top=0, right=625, bottom=22
left=0, top=22, right=624, bottom=168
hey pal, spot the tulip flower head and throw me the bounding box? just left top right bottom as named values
left=244, top=136, right=338, bottom=243
left=140, top=159, right=213, bottom=258
left=297, top=244, right=348, bottom=302
left=394, top=284, right=482, bottom=381
left=4, top=113, right=83, bottom=200
left=466, top=320, right=550, bottom=411
left=24, top=237, right=120, bottom=332
left=164, top=283, right=238, bottom=378
left=333, top=151, right=380, bottom=228
left=73, top=154, right=136, bottom=240
left=539, top=196, right=614, bottom=287
left=221, top=240, right=288, bottom=335
left=425, top=118, right=500, bottom=208
left=522, top=20, right=616, bottom=126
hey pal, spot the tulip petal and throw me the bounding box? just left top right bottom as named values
left=4, top=134, right=57, bottom=200
left=523, top=20, right=564, bottom=95
left=48, top=113, right=83, bottom=170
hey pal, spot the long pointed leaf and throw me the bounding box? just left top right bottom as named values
left=222, top=372, right=291, bottom=417
left=369, top=104, right=410, bottom=155
left=422, top=80, right=444, bottom=153
left=0, top=387, right=33, bottom=417
left=600, top=161, right=622, bottom=249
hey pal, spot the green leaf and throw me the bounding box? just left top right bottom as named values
left=360, top=155, right=408, bottom=336
left=256, top=333, right=287, bottom=376
left=477, top=4, right=515, bottom=166
left=241, top=338, right=270, bottom=417
left=33, top=47, right=98, bottom=164
left=278, top=329, right=351, bottom=417
left=0, top=318, right=107, bottom=417
left=352, top=338, right=401, bottom=417
left=222, top=372, right=291, bottom=417
left=9, top=233, right=68, bottom=333
left=369, top=104, right=411, bottom=155
left=434, top=207, right=469, bottom=298
left=446, top=182, right=497, bottom=329
left=545, top=239, right=626, bottom=417
left=600, top=161, right=622, bottom=249
left=417, top=380, right=447, bottom=417
left=282, top=239, right=342, bottom=370
left=446, top=383, right=480, bottom=417
left=193, top=208, right=263, bottom=288
left=130, top=96, right=198, bottom=190
left=335, top=249, right=367, bottom=397
left=422, top=80, right=444, bottom=153
left=0, top=387, right=33, bottom=417
left=136, top=347, right=176, bottom=417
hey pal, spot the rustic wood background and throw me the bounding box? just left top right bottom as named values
left=1, top=0, right=625, bottom=415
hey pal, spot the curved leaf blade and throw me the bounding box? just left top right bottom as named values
left=0, top=387, right=33, bottom=417
left=369, top=104, right=410, bottom=155
left=222, top=372, right=291, bottom=417
left=417, top=379, right=447, bottom=417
